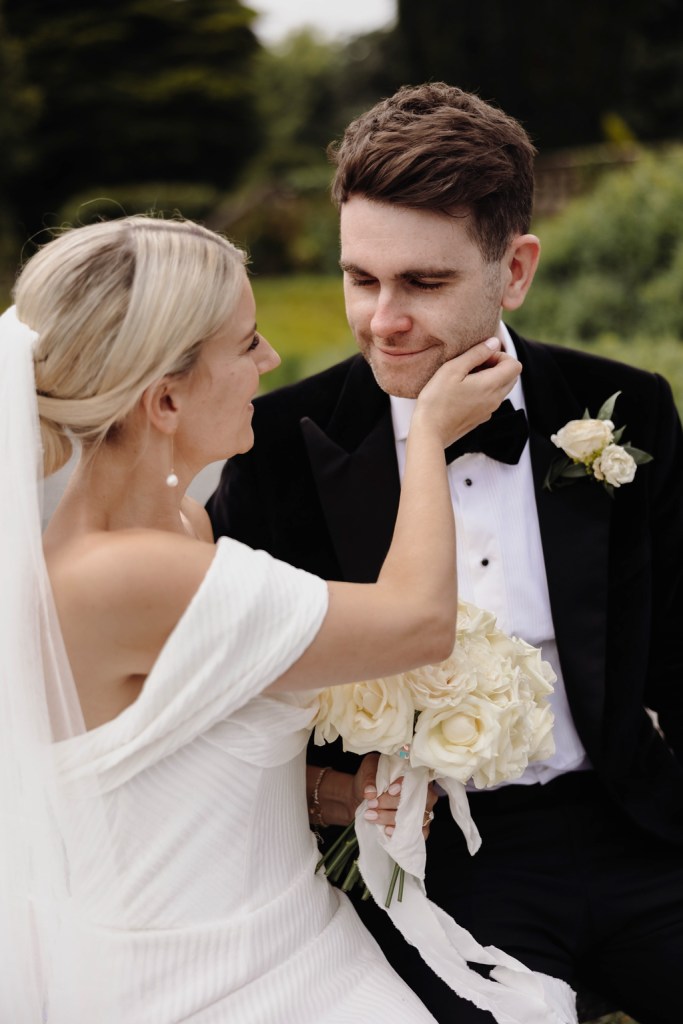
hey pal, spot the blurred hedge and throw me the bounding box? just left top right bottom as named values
left=509, top=146, right=683, bottom=342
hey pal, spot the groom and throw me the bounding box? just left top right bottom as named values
left=208, top=83, right=683, bottom=1023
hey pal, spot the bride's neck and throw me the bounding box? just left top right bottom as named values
left=44, top=433, right=189, bottom=544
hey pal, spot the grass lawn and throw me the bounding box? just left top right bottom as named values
left=251, top=274, right=356, bottom=391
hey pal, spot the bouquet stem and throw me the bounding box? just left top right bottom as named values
left=316, top=822, right=369, bottom=897
left=316, top=822, right=404, bottom=906
left=384, top=861, right=406, bottom=908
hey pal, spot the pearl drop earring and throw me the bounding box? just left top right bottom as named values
left=166, top=436, right=178, bottom=488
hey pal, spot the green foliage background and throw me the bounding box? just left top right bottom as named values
left=509, top=148, right=683, bottom=342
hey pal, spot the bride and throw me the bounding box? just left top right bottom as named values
left=1, top=214, right=551, bottom=1023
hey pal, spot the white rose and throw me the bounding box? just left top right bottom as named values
left=551, top=418, right=614, bottom=461
left=512, top=643, right=556, bottom=699
left=527, top=705, right=556, bottom=764
left=456, top=600, right=498, bottom=636
left=592, top=443, right=637, bottom=487
left=462, top=633, right=521, bottom=705
left=467, top=697, right=555, bottom=788
left=404, top=648, right=477, bottom=710
left=410, top=697, right=502, bottom=783
left=470, top=702, right=531, bottom=788
left=402, top=601, right=500, bottom=711
left=318, top=677, right=414, bottom=756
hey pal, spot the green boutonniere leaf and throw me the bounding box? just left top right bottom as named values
left=596, top=391, right=621, bottom=422
left=543, top=454, right=572, bottom=490
left=623, top=445, right=654, bottom=466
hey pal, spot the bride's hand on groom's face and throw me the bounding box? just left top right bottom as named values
left=359, top=753, right=438, bottom=839
left=414, top=337, right=522, bottom=448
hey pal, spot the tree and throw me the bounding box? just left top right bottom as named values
left=394, top=0, right=683, bottom=150
left=3, top=0, right=262, bottom=238
left=0, top=0, right=40, bottom=267
left=206, top=26, right=410, bottom=273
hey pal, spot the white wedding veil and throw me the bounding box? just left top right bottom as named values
left=0, top=306, right=92, bottom=1021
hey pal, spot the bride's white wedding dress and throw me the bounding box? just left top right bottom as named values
left=49, top=537, right=437, bottom=1024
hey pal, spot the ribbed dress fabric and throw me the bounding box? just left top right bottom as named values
left=50, top=537, right=436, bottom=1023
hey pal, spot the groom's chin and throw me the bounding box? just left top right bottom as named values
left=234, top=431, right=256, bottom=456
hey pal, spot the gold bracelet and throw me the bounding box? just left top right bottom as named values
left=309, top=766, right=331, bottom=828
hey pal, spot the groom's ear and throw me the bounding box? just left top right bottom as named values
left=140, top=377, right=182, bottom=435
left=500, top=234, right=541, bottom=312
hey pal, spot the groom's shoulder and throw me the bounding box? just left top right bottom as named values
left=515, top=335, right=682, bottom=456
left=520, top=333, right=645, bottom=376
left=518, top=333, right=667, bottom=403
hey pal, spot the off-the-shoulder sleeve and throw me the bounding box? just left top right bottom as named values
left=55, top=537, right=328, bottom=787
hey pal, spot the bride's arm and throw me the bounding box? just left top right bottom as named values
left=269, top=339, right=520, bottom=693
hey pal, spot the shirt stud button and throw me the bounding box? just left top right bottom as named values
left=464, top=478, right=472, bottom=486
left=481, top=558, right=489, bottom=567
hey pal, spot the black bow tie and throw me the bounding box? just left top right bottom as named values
left=444, top=400, right=529, bottom=465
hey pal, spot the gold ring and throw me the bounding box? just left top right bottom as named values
left=423, top=810, right=435, bottom=827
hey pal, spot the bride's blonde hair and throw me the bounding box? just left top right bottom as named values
left=14, top=216, right=247, bottom=476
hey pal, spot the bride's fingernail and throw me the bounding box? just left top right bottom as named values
left=388, top=783, right=401, bottom=796
left=364, top=785, right=377, bottom=797
left=384, top=826, right=395, bottom=836
left=364, top=810, right=379, bottom=821
left=366, top=798, right=379, bottom=809
left=485, top=337, right=500, bottom=349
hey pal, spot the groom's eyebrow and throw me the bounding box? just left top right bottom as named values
left=339, top=260, right=459, bottom=280
left=339, top=260, right=370, bottom=275
left=397, top=268, right=459, bottom=280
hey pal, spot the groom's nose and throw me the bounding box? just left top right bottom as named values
left=370, top=294, right=412, bottom=338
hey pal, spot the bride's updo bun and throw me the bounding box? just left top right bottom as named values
left=37, top=414, right=74, bottom=478
left=14, top=216, right=247, bottom=476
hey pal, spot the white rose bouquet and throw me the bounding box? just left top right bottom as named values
left=544, top=391, right=652, bottom=495
left=311, top=600, right=556, bottom=905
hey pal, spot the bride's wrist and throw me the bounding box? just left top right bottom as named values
left=308, top=766, right=331, bottom=827
left=307, top=766, right=357, bottom=827
left=405, top=408, right=444, bottom=448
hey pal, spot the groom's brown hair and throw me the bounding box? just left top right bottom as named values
left=328, top=82, right=536, bottom=262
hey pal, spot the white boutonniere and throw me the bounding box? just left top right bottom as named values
left=544, top=391, right=653, bottom=496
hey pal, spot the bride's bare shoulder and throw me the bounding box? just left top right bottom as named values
left=45, top=532, right=220, bottom=722
left=47, top=529, right=217, bottom=626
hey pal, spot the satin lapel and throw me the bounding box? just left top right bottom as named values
left=514, top=333, right=612, bottom=747
left=300, top=357, right=400, bottom=583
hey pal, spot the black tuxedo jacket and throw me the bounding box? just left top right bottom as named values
left=208, top=329, right=683, bottom=844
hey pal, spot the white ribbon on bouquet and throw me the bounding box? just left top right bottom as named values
left=354, top=753, right=578, bottom=1024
